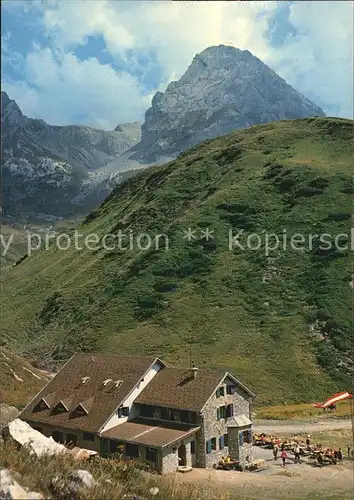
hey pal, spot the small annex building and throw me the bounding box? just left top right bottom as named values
left=20, top=353, right=255, bottom=473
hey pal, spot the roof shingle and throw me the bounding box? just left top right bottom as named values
left=20, top=354, right=162, bottom=432
left=135, top=367, right=225, bottom=411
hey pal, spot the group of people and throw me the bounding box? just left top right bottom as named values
left=257, top=433, right=347, bottom=468
left=315, top=447, right=343, bottom=465
left=253, top=433, right=281, bottom=447
left=272, top=441, right=301, bottom=466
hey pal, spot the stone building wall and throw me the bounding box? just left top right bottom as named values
left=228, top=426, right=253, bottom=465
left=161, top=440, right=193, bottom=473
left=197, top=376, right=251, bottom=468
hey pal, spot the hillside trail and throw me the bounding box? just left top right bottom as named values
left=253, top=418, right=351, bottom=434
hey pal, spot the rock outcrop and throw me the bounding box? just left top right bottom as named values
left=131, top=45, right=325, bottom=163
left=1, top=92, right=141, bottom=220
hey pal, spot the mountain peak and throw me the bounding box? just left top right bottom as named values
left=1, top=91, right=11, bottom=109
left=1, top=92, right=26, bottom=129
left=131, top=45, right=325, bottom=163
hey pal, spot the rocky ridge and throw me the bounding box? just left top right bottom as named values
left=1, top=91, right=141, bottom=220
left=131, top=45, right=325, bottom=163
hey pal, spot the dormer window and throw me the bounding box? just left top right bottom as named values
left=52, top=401, right=69, bottom=414
left=33, top=398, right=50, bottom=412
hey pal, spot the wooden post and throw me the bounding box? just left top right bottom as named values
left=350, top=395, right=354, bottom=458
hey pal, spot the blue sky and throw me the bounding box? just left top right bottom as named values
left=1, top=1, right=352, bottom=129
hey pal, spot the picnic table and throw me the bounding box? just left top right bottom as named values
left=218, top=460, right=240, bottom=471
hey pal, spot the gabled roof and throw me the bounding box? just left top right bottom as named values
left=20, top=354, right=164, bottom=432
left=135, top=368, right=255, bottom=412
left=135, top=367, right=226, bottom=411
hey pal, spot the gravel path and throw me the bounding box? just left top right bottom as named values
left=253, top=418, right=351, bottom=434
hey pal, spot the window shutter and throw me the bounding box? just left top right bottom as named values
left=206, top=440, right=212, bottom=454
left=219, top=435, right=224, bottom=449
left=248, top=430, right=252, bottom=443
left=224, top=433, right=228, bottom=447
left=216, top=388, right=220, bottom=398
left=239, top=432, right=243, bottom=446
left=216, top=407, right=220, bottom=420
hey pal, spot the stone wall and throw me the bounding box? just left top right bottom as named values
left=161, top=439, right=194, bottom=473
left=197, top=376, right=251, bottom=468
left=228, top=426, right=253, bottom=465
left=162, top=447, right=179, bottom=473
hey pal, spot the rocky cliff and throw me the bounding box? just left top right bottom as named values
left=1, top=91, right=141, bottom=220
left=131, top=45, right=325, bottom=163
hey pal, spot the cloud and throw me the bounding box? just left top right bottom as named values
left=2, top=0, right=353, bottom=128
left=268, top=1, right=353, bottom=118
left=2, top=45, right=150, bottom=129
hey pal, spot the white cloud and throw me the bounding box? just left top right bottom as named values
left=268, top=1, right=353, bottom=118
left=3, top=46, right=149, bottom=128
left=2, top=0, right=353, bottom=127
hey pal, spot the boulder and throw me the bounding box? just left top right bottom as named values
left=50, top=469, right=96, bottom=499
left=0, top=469, right=44, bottom=500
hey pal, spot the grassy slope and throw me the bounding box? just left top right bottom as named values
left=0, top=347, right=50, bottom=407
left=256, top=400, right=352, bottom=420
left=1, top=219, right=81, bottom=267
left=1, top=118, right=353, bottom=404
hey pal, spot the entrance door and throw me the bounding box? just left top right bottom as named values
left=178, top=444, right=187, bottom=466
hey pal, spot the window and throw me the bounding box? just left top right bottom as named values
left=146, top=447, right=157, bottom=463
left=52, top=431, right=64, bottom=443
left=34, top=399, right=49, bottom=412
left=117, top=406, right=129, bottom=418
left=153, top=408, right=162, bottom=419
left=191, top=441, right=196, bottom=454
left=126, top=443, right=139, bottom=458
left=242, top=429, right=252, bottom=444
left=206, top=440, right=212, bottom=454
left=226, top=404, right=234, bottom=418
left=173, top=410, right=181, bottom=422
left=66, top=434, right=77, bottom=447
left=216, top=388, right=221, bottom=398
left=71, top=405, right=87, bottom=418
left=52, top=402, right=68, bottom=415
left=217, top=406, right=226, bottom=420
left=211, top=437, right=217, bottom=451
left=239, top=431, right=243, bottom=446
left=219, top=386, right=225, bottom=397
left=224, top=433, right=228, bottom=447
left=140, top=405, right=154, bottom=418
left=83, top=432, right=95, bottom=442
left=181, top=410, right=195, bottom=423
left=110, top=440, right=124, bottom=454
left=226, top=384, right=236, bottom=395
left=219, top=435, right=224, bottom=450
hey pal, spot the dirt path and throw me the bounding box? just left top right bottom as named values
left=253, top=418, right=351, bottom=434
left=173, top=461, right=353, bottom=498
left=172, top=418, right=353, bottom=498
